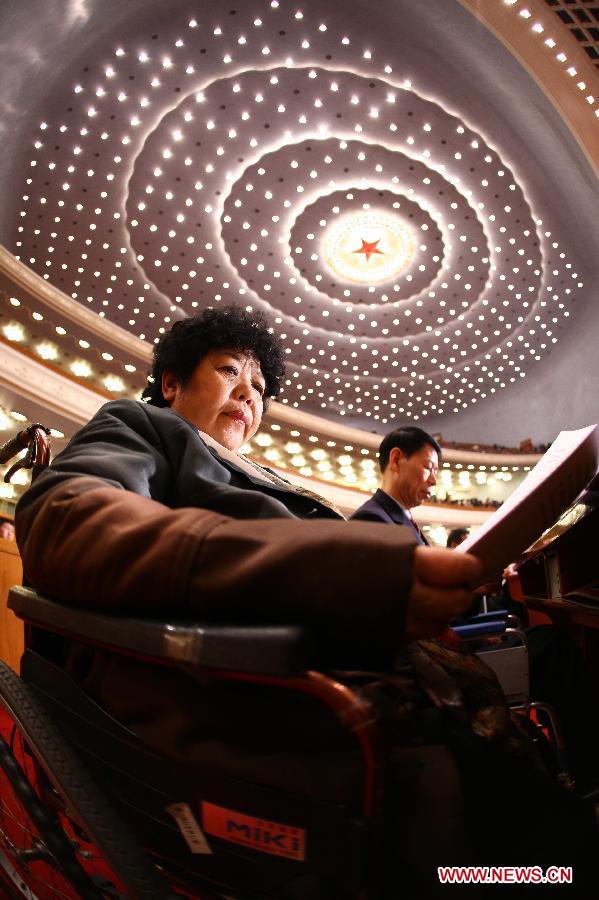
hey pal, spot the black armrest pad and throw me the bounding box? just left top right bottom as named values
left=8, top=586, right=315, bottom=675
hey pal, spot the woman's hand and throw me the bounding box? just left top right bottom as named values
left=405, top=546, right=483, bottom=642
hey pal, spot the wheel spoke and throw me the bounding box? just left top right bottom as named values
left=0, top=728, right=112, bottom=898
left=0, top=661, right=161, bottom=900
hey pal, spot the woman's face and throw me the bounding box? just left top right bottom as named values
left=162, top=349, right=265, bottom=451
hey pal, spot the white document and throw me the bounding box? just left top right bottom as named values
left=456, top=424, right=599, bottom=583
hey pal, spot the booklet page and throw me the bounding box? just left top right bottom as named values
left=456, top=424, right=599, bottom=582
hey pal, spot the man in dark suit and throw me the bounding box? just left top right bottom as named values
left=354, top=427, right=599, bottom=797
left=351, top=426, right=441, bottom=544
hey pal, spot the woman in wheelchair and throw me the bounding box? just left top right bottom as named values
left=4, top=305, right=596, bottom=898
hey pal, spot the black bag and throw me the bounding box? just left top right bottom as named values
left=342, top=639, right=596, bottom=897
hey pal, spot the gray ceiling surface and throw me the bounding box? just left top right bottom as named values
left=0, top=0, right=597, bottom=443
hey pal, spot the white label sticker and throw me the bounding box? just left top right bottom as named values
left=166, top=802, right=213, bottom=855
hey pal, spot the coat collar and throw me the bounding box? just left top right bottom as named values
left=197, top=426, right=343, bottom=517
left=373, top=489, right=428, bottom=544
left=372, top=488, right=411, bottom=524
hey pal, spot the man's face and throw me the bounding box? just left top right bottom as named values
left=387, top=443, right=439, bottom=510
left=162, top=349, right=265, bottom=451
left=0, top=522, right=14, bottom=540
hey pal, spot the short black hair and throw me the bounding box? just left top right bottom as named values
left=378, top=426, right=441, bottom=472
left=447, top=527, right=469, bottom=548
left=142, top=305, right=285, bottom=407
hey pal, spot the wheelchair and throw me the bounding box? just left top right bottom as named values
left=0, top=425, right=391, bottom=898
left=0, top=426, right=584, bottom=898
left=0, top=584, right=393, bottom=900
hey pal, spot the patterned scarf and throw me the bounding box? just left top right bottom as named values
left=197, top=429, right=345, bottom=517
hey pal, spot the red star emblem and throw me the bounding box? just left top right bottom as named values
left=352, top=238, right=384, bottom=262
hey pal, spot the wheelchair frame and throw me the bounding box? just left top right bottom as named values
left=0, top=585, right=388, bottom=900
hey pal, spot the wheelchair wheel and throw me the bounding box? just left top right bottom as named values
left=0, top=662, right=176, bottom=899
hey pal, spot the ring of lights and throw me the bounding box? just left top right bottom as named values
left=281, top=180, right=445, bottom=297
left=225, top=150, right=447, bottom=319
left=14, top=0, right=578, bottom=424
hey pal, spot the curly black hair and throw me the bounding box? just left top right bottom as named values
left=141, top=305, right=285, bottom=407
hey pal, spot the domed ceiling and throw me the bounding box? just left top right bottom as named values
left=1, top=0, right=598, bottom=439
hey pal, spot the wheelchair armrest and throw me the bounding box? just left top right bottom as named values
left=453, top=620, right=508, bottom=639
left=467, top=610, right=509, bottom=624
left=8, top=586, right=315, bottom=676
